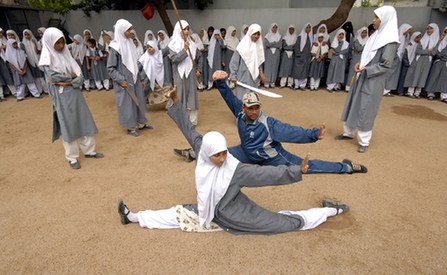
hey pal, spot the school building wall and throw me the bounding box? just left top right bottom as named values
left=38, top=7, right=445, bottom=41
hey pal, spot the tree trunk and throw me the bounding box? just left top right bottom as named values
left=150, top=0, right=174, bottom=35
left=313, top=0, right=356, bottom=33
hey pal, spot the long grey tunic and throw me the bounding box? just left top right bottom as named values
left=160, top=47, right=173, bottom=86
left=0, top=58, right=14, bottom=86
left=292, top=36, right=312, bottom=79
left=326, top=42, right=349, bottom=84
left=167, top=101, right=305, bottom=235
left=169, top=48, right=202, bottom=110
left=43, top=67, right=98, bottom=143
left=263, top=38, right=282, bottom=83
left=9, top=62, right=35, bottom=85
left=223, top=48, right=234, bottom=74
left=230, top=51, right=261, bottom=99
left=347, top=39, right=364, bottom=86
left=384, top=49, right=401, bottom=90
left=308, top=53, right=327, bottom=78
left=278, top=40, right=295, bottom=78
left=404, top=44, right=433, bottom=88
left=208, top=38, right=225, bottom=83
left=107, top=48, right=147, bottom=129
left=341, top=43, right=398, bottom=132
left=425, top=46, right=447, bottom=93
left=87, top=47, right=108, bottom=81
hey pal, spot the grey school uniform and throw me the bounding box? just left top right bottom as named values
left=167, top=101, right=305, bottom=235
left=384, top=49, right=401, bottom=90
left=107, top=48, right=147, bottom=129
left=278, top=40, right=294, bottom=78
left=9, top=62, right=35, bottom=86
left=425, top=45, right=447, bottom=93
left=347, top=39, right=364, bottom=86
left=208, top=38, right=225, bottom=83
left=223, top=48, right=234, bottom=74
left=326, top=42, right=350, bottom=85
left=160, top=47, right=173, bottom=86
left=404, top=44, right=433, bottom=88
left=0, top=58, right=14, bottom=86
left=263, top=38, right=282, bottom=84
left=292, top=36, right=312, bottom=79
left=230, top=51, right=261, bottom=99
left=87, top=47, right=109, bottom=81
left=43, top=67, right=98, bottom=143
left=341, top=43, right=398, bottom=132
left=308, top=51, right=327, bottom=78
left=169, top=48, right=202, bottom=110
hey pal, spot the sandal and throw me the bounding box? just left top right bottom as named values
left=139, top=124, right=153, bottom=130
left=117, top=199, right=131, bottom=225
left=322, top=199, right=349, bottom=214
left=127, top=129, right=139, bottom=137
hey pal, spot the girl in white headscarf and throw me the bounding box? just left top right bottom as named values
left=68, top=34, right=89, bottom=90
left=156, top=30, right=173, bottom=86
left=130, top=30, right=144, bottom=57
left=107, top=19, right=149, bottom=137
left=422, top=28, right=447, bottom=102
left=0, top=28, right=16, bottom=99
left=383, top=23, right=413, bottom=96
left=314, top=24, right=330, bottom=45
left=263, top=23, right=282, bottom=88
left=139, top=40, right=166, bottom=105
left=223, top=26, right=239, bottom=78
left=278, top=25, right=297, bottom=88
left=39, top=27, right=102, bottom=169
left=5, top=38, right=41, bottom=100
left=403, top=32, right=423, bottom=97
left=206, top=29, right=225, bottom=89
left=406, top=23, right=440, bottom=98
left=308, top=33, right=329, bottom=90
left=191, top=32, right=206, bottom=89
left=198, top=28, right=209, bottom=90
left=143, top=30, right=156, bottom=48
left=229, top=24, right=265, bottom=99
left=240, top=24, right=249, bottom=40
left=292, top=23, right=313, bottom=90
left=118, top=84, right=350, bottom=233
left=326, top=29, right=350, bottom=91
left=338, top=6, right=400, bottom=153
left=21, top=29, right=48, bottom=94
left=168, top=20, right=201, bottom=126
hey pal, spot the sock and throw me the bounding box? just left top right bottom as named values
left=127, top=210, right=139, bottom=223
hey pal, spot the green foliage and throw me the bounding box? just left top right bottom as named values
left=360, top=0, right=384, bottom=7
left=194, top=0, right=213, bottom=10
left=27, top=0, right=75, bottom=13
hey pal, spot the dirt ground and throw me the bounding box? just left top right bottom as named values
left=1, top=86, right=446, bottom=274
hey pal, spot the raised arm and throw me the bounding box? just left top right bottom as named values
left=214, top=70, right=243, bottom=117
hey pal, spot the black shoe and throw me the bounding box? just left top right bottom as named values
left=85, top=153, right=104, bottom=159
left=173, top=148, right=196, bottom=162
left=139, top=124, right=154, bottom=130
left=127, top=129, right=139, bottom=137
left=322, top=199, right=349, bottom=214
left=343, top=159, right=368, bottom=173
left=69, top=161, right=81, bottom=169
left=117, top=199, right=131, bottom=225
left=335, top=134, right=354, bottom=140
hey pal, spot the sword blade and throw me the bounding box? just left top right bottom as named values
left=236, top=81, right=283, bottom=98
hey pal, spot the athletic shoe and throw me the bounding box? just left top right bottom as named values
left=343, top=159, right=368, bottom=173
left=322, top=199, right=349, bottom=214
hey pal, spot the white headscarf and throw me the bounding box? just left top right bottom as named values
left=168, top=20, right=197, bottom=78
left=83, top=29, right=93, bottom=46
left=195, top=131, right=239, bottom=228
left=360, top=6, right=399, bottom=68
left=200, top=29, right=210, bottom=45
left=397, top=24, right=412, bottom=58
left=283, top=25, right=297, bottom=46
left=21, top=29, right=40, bottom=67
left=109, top=19, right=139, bottom=83
left=190, top=33, right=204, bottom=51
left=407, top=32, right=421, bottom=64
left=438, top=27, right=447, bottom=52
left=236, top=23, right=265, bottom=81
left=131, top=30, right=144, bottom=57
left=38, top=27, right=81, bottom=76
left=420, top=23, right=440, bottom=50
left=240, top=24, right=248, bottom=40
left=314, top=24, right=329, bottom=42
left=331, top=29, right=349, bottom=50
left=355, top=27, right=369, bottom=46
left=98, top=30, right=113, bottom=52
left=5, top=38, right=26, bottom=69
left=224, top=26, right=239, bottom=51
left=265, top=23, right=281, bottom=43
left=139, top=40, right=164, bottom=91
left=70, top=34, right=86, bottom=64
left=143, top=30, right=156, bottom=46
left=299, top=23, right=313, bottom=51
left=157, top=30, right=170, bottom=49
left=6, top=30, right=19, bottom=40
left=207, top=29, right=222, bottom=68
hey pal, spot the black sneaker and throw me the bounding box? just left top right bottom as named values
left=173, top=148, right=196, bottom=162
left=343, top=159, right=368, bottom=173
left=69, top=161, right=81, bottom=169
left=322, top=198, right=349, bottom=214
left=335, top=135, right=354, bottom=140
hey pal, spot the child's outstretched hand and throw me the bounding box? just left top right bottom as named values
left=212, top=70, right=228, bottom=81
left=301, top=153, right=310, bottom=174
left=165, top=85, right=178, bottom=103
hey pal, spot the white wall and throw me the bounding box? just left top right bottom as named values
left=39, top=7, right=440, bottom=41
